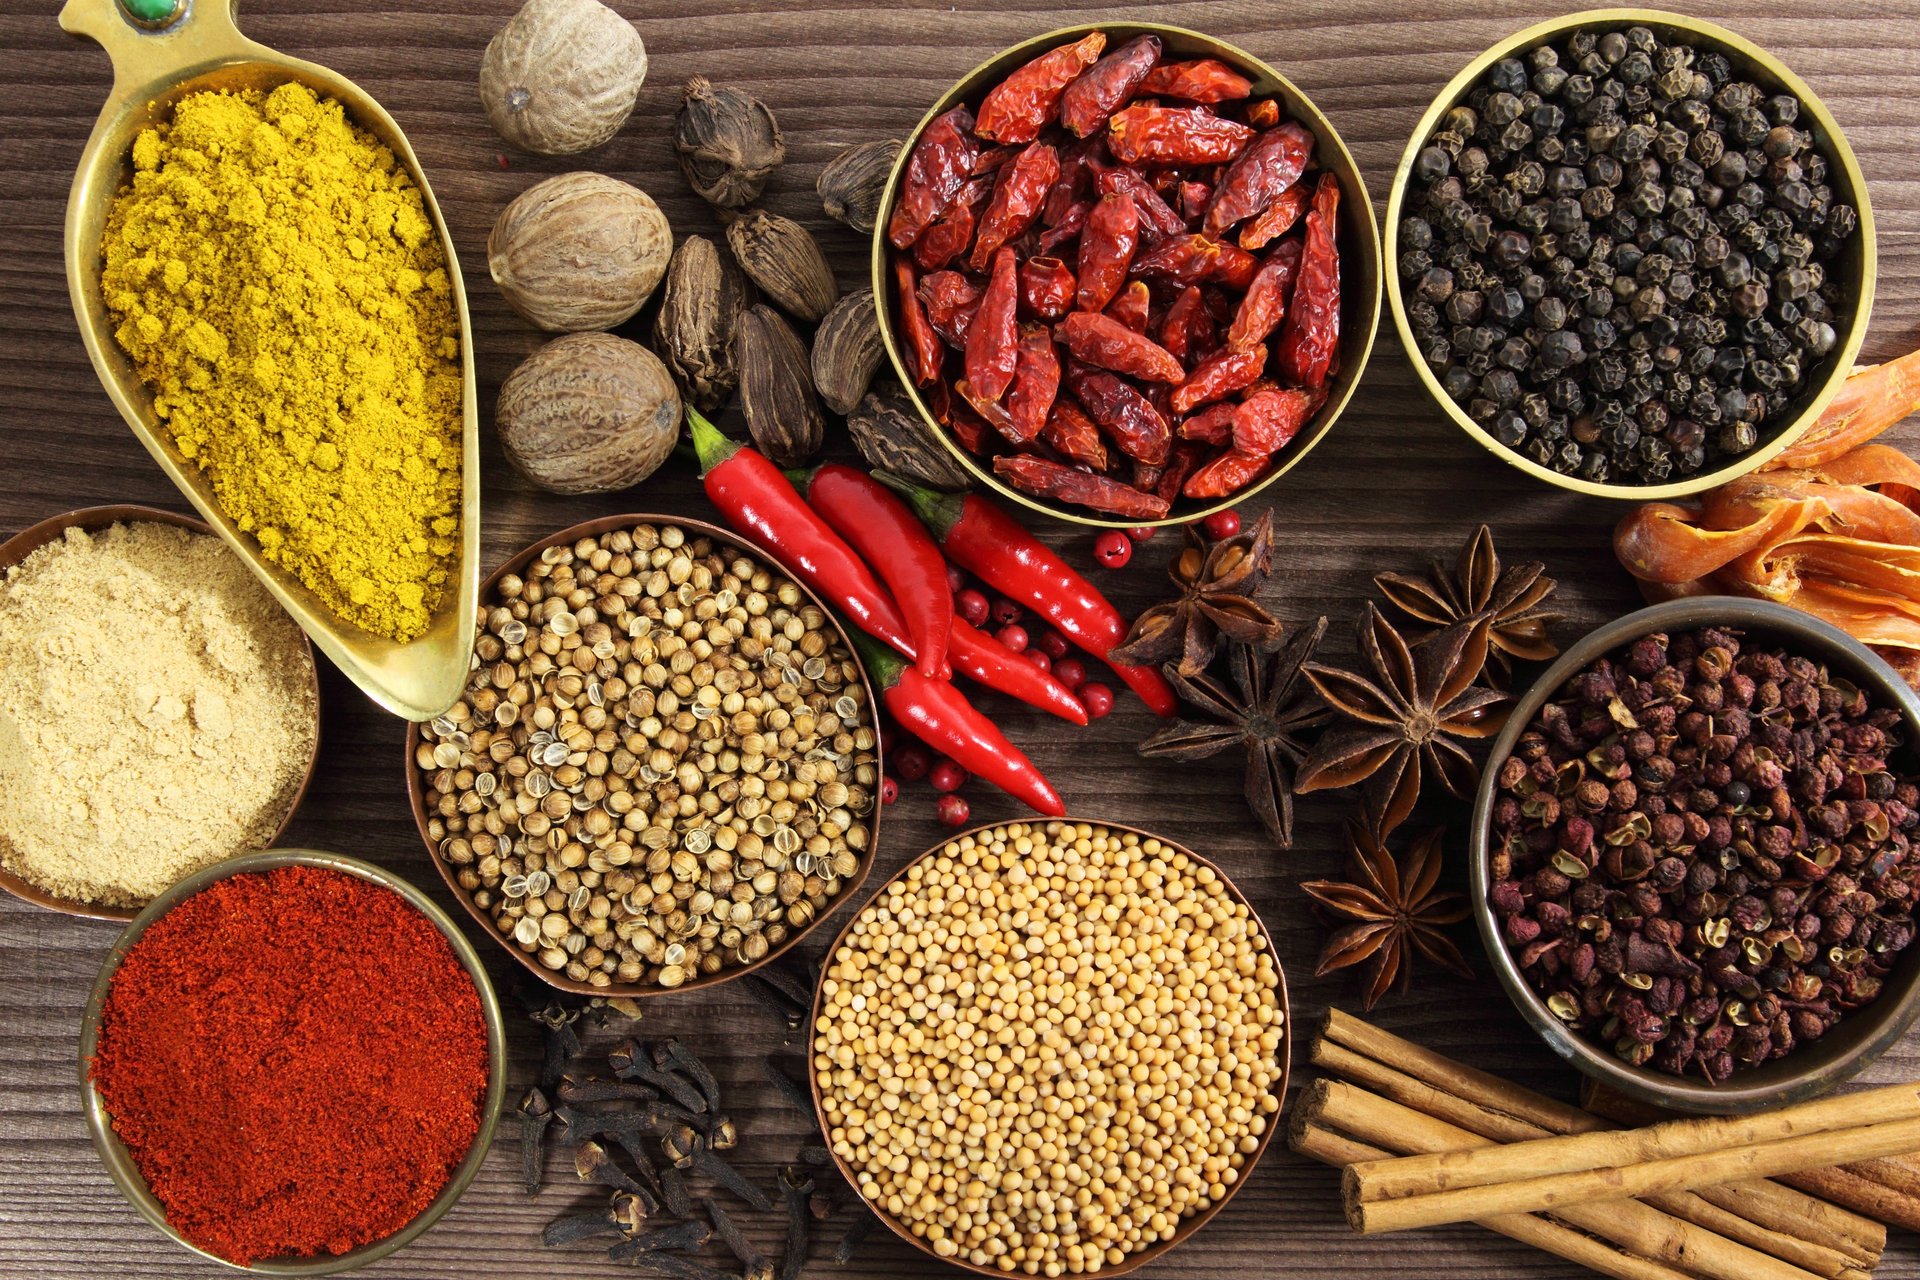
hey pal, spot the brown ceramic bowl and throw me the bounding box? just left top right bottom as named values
left=404, top=513, right=883, bottom=1000
left=809, top=817, right=1291, bottom=1276
left=1470, top=596, right=1920, bottom=1114
left=0, top=504, right=321, bottom=923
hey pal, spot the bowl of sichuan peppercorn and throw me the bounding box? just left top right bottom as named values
left=874, top=22, right=1381, bottom=527
left=1388, top=11, right=1875, bottom=498
left=1471, top=597, right=1920, bottom=1114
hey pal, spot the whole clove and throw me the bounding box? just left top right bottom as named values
left=760, top=1059, right=815, bottom=1118
left=658, top=1165, right=697, bottom=1219
left=612, top=1040, right=711, bottom=1115
left=516, top=1087, right=553, bottom=1196
left=560, top=1075, right=659, bottom=1106
left=707, top=1116, right=739, bottom=1152
left=543, top=1197, right=633, bottom=1248
left=684, top=1141, right=775, bottom=1212
left=606, top=1219, right=715, bottom=1265
left=740, top=972, right=808, bottom=1034
left=779, top=1165, right=814, bottom=1280
left=704, top=1196, right=775, bottom=1280
left=653, top=1039, right=723, bottom=1116
left=533, top=1002, right=584, bottom=1092
left=749, top=959, right=813, bottom=1011
left=798, top=1144, right=832, bottom=1168
left=576, top=1139, right=650, bottom=1197
left=830, top=1213, right=875, bottom=1266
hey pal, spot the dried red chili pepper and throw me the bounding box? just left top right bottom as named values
left=894, top=258, right=944, bottom=386
left=1129, top=233, right=1222, bottom=287
left=1106, top=280, right=1151, bottom=333
left=1075, top=191, right=1139, bottom=312
left=1239, top=183, right=1310, bottom=249
left=964, top=247, right=1020, bottom=401
left=1131, top=459, right=1163, bottom=491
left=969, top=141, right=1059, bottom=271
left=1108, top=104, right=1255, bottom=166
left=1225, top=237, right=1301, bottom=350
left=1065, top=362, right=1171, bottom=465
left=1232, top=386, right=1320, bottom=455
left=919, top=270, right=982, bottom=348
left=994, top=454, right=1171, bottom=520
left=972, top=143, right=1021, bottom=175
left=1095, top=167, right=1186, bottom=240
left=1172, top=345, right=1267, bottom=414
left=1210, top=241, right=1260, bottom=290
left=956, top=376, right=1026, bottom=444
left=889, top=105, right=979, bottom=250
left=975, top=30, right=1106, bottom=143
left=1158, top=285, right=1214, bottom=366
left=1042, top=141, right=1093, bottom=222
left=1018, top=256, right=1076, bottom=320
left=1060, top=311, right=1185, bottom=383
left=1136, top=58, right=1253, bottom=104
left=914, top=174, right=989, bottom=271
left=1037, top=199, right=1091, bottom=254
left=1244, top=99, right=1280, bottom=129
left=1179, top=180, right=1212, bottom=223
left=1040, top=397, right=1108, bottom=470
left=1178, top=401, right=1237, bottom=445
left=1155, top=441, right=1205, bottom=503
left=1273, top=172, right=1341, bottom=389
left=1006, top=324, right=1062, bottom=442
left=946, top=399, right=992, bottom=453
left=1059, top=33, right=1162, bottom=137
left=1184, top=448, right=1272, bottom=499
left=1204, top=121, right=1313, bottom=237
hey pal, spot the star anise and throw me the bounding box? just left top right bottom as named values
left=1301, top=821, right=1474, bottom=1011
left=1137, top=619, right=1331, bottom=849
left=1374, top=523, right=1560, bottom=687
left=1111, top=509, right=1286, bottom=676
left=1295, top=605, right=1513, bottom=837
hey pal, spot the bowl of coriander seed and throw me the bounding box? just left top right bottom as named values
left=405, top=514, right=883, bottom=997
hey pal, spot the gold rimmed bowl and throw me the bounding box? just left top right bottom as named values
left=809, top=817, right=1291, bottom=1276
left=404, top=513, right=885, bottom=1001
left=871, top=22, right=1382, bottom=529
left=79, top=848, right=509, bottom=1274
left=0, top=504, right=321, bottom=923
left=60, top=0, right=480, bottom=720
left=1385, top=8, right=1876, bottom=500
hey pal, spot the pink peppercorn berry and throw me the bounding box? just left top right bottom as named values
left=955, top=589, right=989, bottom=628
left=1093, top=530, right=1133, bottom=569
left=1081, top=682, right=1115, bottom=719
left=996, top=624, right=1029, bottom=653
left=1036, top=630, right=1069, bottom=659
left=930, top=759, right=968, bottom=793
left=935, top=793, right=971, bottom=827
left=1053, top=657, right=1087, bottom=690
left=893, top=742, right=932, bottom=782
left=990, top=597, right=1024, bottom=628
left=1202, top=509, right=1242, bottom=540
left=880, top=776, right=899, bottom=805
left=945, top=564, right=967, bottom=593
left=1126, top=526, right=1156, bottom=542
left=1026, top=650, right=1051, bottom=673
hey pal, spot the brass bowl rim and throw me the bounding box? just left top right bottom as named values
left=807, top=815, right=1291, bottom=1275
left=78, top=847, right=509, bottom=1274
left=869, top=20, right=1383, bottom=529
left=0, top=504, right=322, bottom=923
left=1382, top=7, right=1878, bottom=501
left=403, top=512, right=884, bottom=1000
left=1468, top=596, right=1920, bottom=1113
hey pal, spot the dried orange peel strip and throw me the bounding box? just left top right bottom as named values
left=1765, top=346, right=1920, bottom=471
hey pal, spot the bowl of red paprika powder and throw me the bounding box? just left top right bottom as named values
left=79, top=849, right=508, bottom=1274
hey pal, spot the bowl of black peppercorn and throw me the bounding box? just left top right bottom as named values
left=1388, top=10, right=1875, bottom=498
left=1469, top=597, right=1920, bottom=1114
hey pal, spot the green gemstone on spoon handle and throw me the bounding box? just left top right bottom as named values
left=119, top=0, right=181, bottom=26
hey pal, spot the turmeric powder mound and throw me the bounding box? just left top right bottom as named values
left=100, top=82, right=462, bottom=643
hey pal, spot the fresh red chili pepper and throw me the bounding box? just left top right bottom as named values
left=1105, top=280, right=1151, bottom=333
left=880, top=478, right=1178, bottom=716
left=888, top=105, right=979, bottom=250
left=893, top=258, right=944, bottom=386
left=1075, top=191, right=1138, bottom=312
left=1179, top=180, right=1212, bottom=223
left=1136, top=58, right=1253, bottom=104
left=1129, top=233, right=1222, bottom=287
left=1178, top=401, right=1237, bottom=444
left=1108, top=104, right=1255, bottom=166
left=1065, top=361, right=1170, bottom=464
left=1210, top=241, right=1260, bottom=290
left=1006, top=324, right=1061, bottom=442
left=1059, top=33, right=1161, bottom=137
left=1037, top=199, right=1091, bottom=254
left=968, top=141, right=1058, bottom=271
left=1203, top=121, right=1313, bottom=237
left=790, top=462, right=953, bottom=681
left=1095, top=167, right=1186, bottom=240
left=975, top=30, right=1106, bottom=144
left=1157, top=285, right=1213, bottom=366
left=993, top=454, right=1171, bottom=520
left=1040, top=396, right=1108, bottom=470
left=920, top=269, right=982, bottom=348
left=964, top=246, right=1020, bottom=401
left=1019, top=255, right=1076, bottom=320
left=1232, top=386, right=1322, bottom=455
left=1225, top=237, right=1301, bottom=350
left=1184, top=447, right=1272, bottom=499
left=1244, top=99, right=1280, bottom=129
left=1171, top=344, right=1266, bottom=413
left=852, top=632, right=1065, bottom=816
left=1274, top=172, right=1341, bottom=389
left=1059, top=311, right=1185, bottom=383
left=1237, top=182, right=1310, bottom=250
left=914, top=174, right=990, bottom=271
left=949, top=615, right=1087, bottom=724
left=688, top=409, right=939, bottom=674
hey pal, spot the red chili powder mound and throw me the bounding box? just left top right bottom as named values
left=90, top=864, right=490, bottom=1265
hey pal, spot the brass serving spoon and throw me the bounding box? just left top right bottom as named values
left=59, top=0, right=479, bottom=722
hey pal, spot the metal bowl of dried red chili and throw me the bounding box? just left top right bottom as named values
left=873, top=22, right=1381, bottom=528
left=79, top=850, right=508, bottom=1273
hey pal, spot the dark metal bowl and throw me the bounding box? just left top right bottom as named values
left=1469, top=597, right=1920, bottom=1114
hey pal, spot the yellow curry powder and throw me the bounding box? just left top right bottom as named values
left=100, top=82, right=462, bottom=642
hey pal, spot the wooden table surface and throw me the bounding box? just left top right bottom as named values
left=4, top=1, right=1919, bottom=1276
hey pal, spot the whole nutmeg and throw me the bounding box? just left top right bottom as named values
left=489, top=172, right=672, bottom=332
left=810, top=288, right=883, bottom=416
left=817, top=138, right=899, bottom=234
left=496, top=332, right=681, bottom=494
left=736, top=304, right=824, bottom=468
left=652, top=234, right=753, bottom=413
left=479, top=0, right=647, bottom=156
left=674, top=75, right=783, bottom=210
left=727, top=209, right=838, bottom=324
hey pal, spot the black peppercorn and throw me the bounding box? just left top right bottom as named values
left=1413, top=145, right=1451, bottom=184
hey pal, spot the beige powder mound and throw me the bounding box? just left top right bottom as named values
left=0, top=521, right=317, bottom=906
